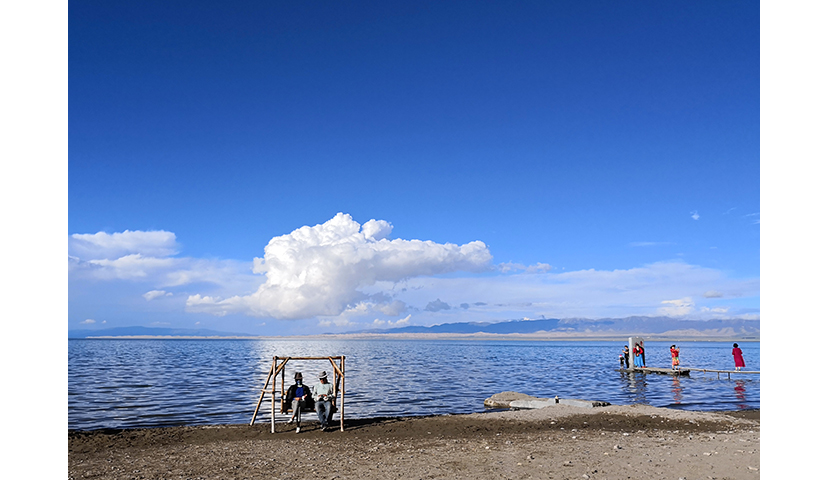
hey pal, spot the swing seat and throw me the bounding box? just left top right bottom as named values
left=280, top=398, right=315, bottom=414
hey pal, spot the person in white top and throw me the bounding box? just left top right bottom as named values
left=313, top=371, right=335, bottom=431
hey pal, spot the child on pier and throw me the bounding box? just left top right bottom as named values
left=670, top=345, right=680, bottom=370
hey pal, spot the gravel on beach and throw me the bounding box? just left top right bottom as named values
left=69, top=404, right=759, bottom=480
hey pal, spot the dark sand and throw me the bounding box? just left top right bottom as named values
left=69, top=404, right=759, bottom=479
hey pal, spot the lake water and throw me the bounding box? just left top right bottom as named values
left=68, top=339, right=759, bottom=431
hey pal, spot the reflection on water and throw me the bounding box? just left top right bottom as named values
left=671, top=377, right=684, bottom=405
left=68, top=339, right=759, bottom=430
left=734, top=380, right=748, bottom=409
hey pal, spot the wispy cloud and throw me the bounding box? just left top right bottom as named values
left=690, top=210, right=700, bottom=221
left=143, top=290, right=172, bottom=301
left=744, top=212, right=760, bottom=224
left=70, top=230, right=178, bottom=260
left=700, top=306, right=729, bottom=314
left=376, top=260, right=758, bottom=325
left=629, top=241, right=674, bottom=247
left=69, top=230, right=260, bottom=291
left=498, top=262, right=553, bottom=273
left=658, top=297, right=695, bottom=317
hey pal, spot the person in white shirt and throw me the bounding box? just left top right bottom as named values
left=312, top=371, right=335, bottom=431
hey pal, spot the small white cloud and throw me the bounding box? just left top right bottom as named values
left=525, top=263, right=552, bottom=273
left=658, top=297, right=695, bottom=317
left=703, top=290, right=723, bottom=298
left=373, top=314, right=412, bottom=328
left=81, top=319, right=96, bottom=324
left=690, top=211, right=700, bottom=221
left=143, top=290, right=172, bottom=301
left=498, top=262, right=523, bottom=273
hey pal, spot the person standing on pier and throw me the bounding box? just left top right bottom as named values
left=633, top=343, right=643, bottom=368
left=622, top=345, right=630, bottom=369
left=670, top=345, right=680, bottom=370
left=640, top=340, right=647, bottom=367
left=732, top=343, right=745, bottom=371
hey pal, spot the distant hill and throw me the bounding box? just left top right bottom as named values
left=68, top=326, right=254, bottom=338
left=351, top=316, right=760, bottom=337
left=68, top=316, right=760, bottom=339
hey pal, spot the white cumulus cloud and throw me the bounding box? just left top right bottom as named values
left=187, top=213, right=493, bottom=319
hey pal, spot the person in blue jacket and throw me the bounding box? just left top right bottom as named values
left=284, top=372, right=311, bottom=433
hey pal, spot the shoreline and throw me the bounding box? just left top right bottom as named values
left=70, top=332, right=761, bottom=342
left=69, top=404, right=759, bottom=479
left=68, top=406, right=760, bottom=434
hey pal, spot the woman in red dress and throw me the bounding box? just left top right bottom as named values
left=732, top=343, right=745, bottom=371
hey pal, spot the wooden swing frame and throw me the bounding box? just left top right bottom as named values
left=250, top=356, right=346, bottom=433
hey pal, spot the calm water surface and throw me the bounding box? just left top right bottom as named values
left=68, top=339, right=759, bottom=430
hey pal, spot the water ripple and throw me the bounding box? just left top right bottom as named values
left=69, top=338, right=759, bottom=430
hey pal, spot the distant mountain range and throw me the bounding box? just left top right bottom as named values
left=349, top=316, right=760, bottom=337
left=69, top=316, right=759, bottom=339
left=68, top=326, right=254, bottom=338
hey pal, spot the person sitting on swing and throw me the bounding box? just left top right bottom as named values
left=284, top=372, right=311, bottom=433
left=313, top=371, right=336, bottom=431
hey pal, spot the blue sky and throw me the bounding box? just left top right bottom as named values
left=67, top=1, right=760, bottom=335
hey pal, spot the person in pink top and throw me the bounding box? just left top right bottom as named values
left=732, top=343, right=745, bottom=371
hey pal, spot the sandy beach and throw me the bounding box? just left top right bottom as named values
left=69, top=404, right=758, bottom=479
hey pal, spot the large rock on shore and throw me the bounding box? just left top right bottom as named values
left=484, top=391, right=610, bottom=409
left=483, top=391, right=539, bottom=408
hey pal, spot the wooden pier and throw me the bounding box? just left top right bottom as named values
left=626, top=367, right=690, bottom=376
left=622, top=337, right=759, bottom=379
left=684, top=367, right=760, bottom=379
left=620, top=366, right=759, bottom=379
